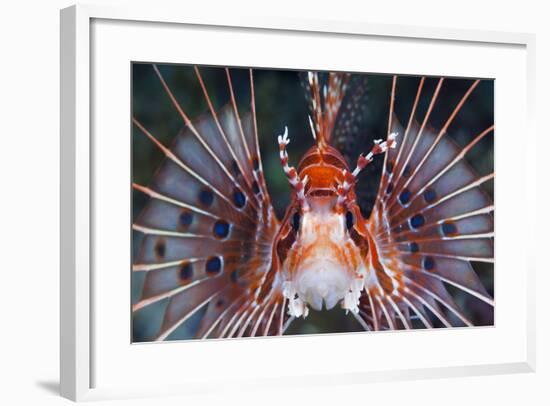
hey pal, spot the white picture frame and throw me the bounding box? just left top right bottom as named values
left=60, top=4, right=537, bottom=402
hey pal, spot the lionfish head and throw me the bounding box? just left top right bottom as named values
left=275, top=127, right=396, bottom=318
left=280, top=195, right=367, bottom=318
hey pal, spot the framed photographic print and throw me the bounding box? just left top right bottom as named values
left=131, top=63, right=495, bottom=342
left=60, top=4, right=536, bottom=401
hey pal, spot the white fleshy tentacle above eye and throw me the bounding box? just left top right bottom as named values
left=277, top=127, right=310, bottom=210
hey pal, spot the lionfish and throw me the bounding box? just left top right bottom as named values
left=132, top=64, right=494, bottom=341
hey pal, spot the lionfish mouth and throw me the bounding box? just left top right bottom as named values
left=282, top=263, right=365, bottom=318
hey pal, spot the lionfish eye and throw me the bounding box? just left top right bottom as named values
left=292, top=212, right=301, bottom=232
left=346, top=211, right=354, bottom=230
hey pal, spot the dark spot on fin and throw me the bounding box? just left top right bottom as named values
left=154, top=239, right=166, bottom=259
left=399, top=189, right=411, bottom=205
left=423, top=189, right=437, bottom=203
left=213, top=220, right=230, bottom=239
left=199, top=188, right=214, bottom=207
left=410, top=214, right=425, bottom=229
left=179, top=262, right=193, bottom=280
left=233, top=188, right=246, bottom=208
left=206, top=256, right=222, bottom=274
left=178, top=211, right=193, bottom=228
left=441, top=221, right=458, bottom=236
left=423, top=256, right=435, bottom=271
